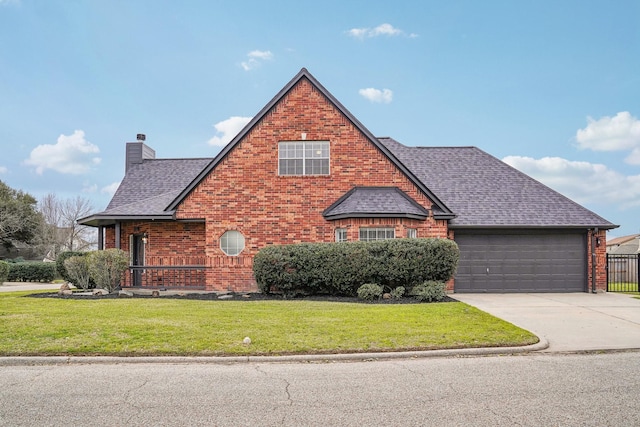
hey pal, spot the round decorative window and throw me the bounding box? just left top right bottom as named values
left=220, top=230, right=245, bottom=256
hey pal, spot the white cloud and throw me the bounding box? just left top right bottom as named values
left=575, top=111, right=640, bottom=164
left=208, top=116, right=253, bottom=146
left=347, top=23, right=413, bottom=39
left=82, top=183, right=98, bottom=193
left=503, top=155, right=640, bottom=208
left=240, top=50, right=273, bottom=71
left=0, top=166, right=7, bottom=174
left=24, top=130, right=101, bottom=175
left=359, top=88, right=393, bottom=104
left=101, top=182, right=120, bottom=196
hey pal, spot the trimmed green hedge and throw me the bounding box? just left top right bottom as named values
left=0, top=260, right=9, bottom=283
left=253, top=238, right=459, bottom=297
left=7, top=262, right=56, bottom=283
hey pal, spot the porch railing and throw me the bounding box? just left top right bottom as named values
left=606, top=254, right=639, bottom=292
left=127, top=265, right=207, bottom=290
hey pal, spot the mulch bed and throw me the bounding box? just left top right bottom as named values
left=26, top=290, right=456, bottom=304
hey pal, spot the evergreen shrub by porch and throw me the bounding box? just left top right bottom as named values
left=0, top=260, right=9, bottom=283
left=88, top=249, right=129, bottom=293
left=6, top=262, right=56, bottom=282
left=56, top=251, right=88, bottom=282
left=254, top=238, right=459, bottom=297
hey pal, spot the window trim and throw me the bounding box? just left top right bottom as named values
left=359, top=227, right=395, bottom=242
left=220, top=230, right=245, bottom=256
left=278, top=140, right=330, bottom=176
left=335, top=228, right=347, bottom=242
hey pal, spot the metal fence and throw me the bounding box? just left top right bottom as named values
left=128, top=265, right=207, bottom=290
left=606, top=254, right=639, bottom=292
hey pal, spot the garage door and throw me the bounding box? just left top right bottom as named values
left=454, top=231, right=587, bottom=293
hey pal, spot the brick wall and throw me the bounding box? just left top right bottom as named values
left=176, top=77, right=447, bottom=291
left=588, top=229, right=608, bottom=292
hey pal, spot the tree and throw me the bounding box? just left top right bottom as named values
left=38, top=193, right=97, bottom=260
left=0, top=181, right=44, bottom=251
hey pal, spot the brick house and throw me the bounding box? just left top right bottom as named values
left=79, top=68, right=617, bottom=293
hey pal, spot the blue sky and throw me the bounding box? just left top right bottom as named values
left=1, top=0, right=639, bottom=237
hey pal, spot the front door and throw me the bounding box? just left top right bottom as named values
left=131, top=234, right=145, bottom=287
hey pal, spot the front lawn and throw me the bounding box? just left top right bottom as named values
left=0, top=291, right=537, bottom=356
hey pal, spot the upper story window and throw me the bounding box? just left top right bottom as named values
left=406, top=228, right=417, bottom=238
left=278, top=141, right=329, bottom=176
left=335, top=228, right=347, bottom=243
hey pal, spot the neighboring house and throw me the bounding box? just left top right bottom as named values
left=606, top=234, right=640, bottom=255
left=606, top=234, right=639, bottom=284
left=79, top=68, right=617, bottom=293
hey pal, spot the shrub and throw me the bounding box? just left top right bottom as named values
left=357, top=283, right=383, bottom=301
left=64, top=256, right=92, bottom=290
left=411, top=281, right=447, bottom=302
left=56, top=251, right=87, bottom=282
left=6, top=262, right=56, bottom=282
left=0, top=260, right=9, bottom=283
left=88, top=249, right=129, bottom=293
left=390, top=286, right=405, bottom=300
left=254, top=238, right=459, bottom=297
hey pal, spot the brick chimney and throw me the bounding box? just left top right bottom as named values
left=125, top=134, right=155, bottom=173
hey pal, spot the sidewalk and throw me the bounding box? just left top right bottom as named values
left=0, top=282, right=62, bottom=293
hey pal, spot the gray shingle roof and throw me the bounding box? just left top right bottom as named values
left=323, top=187, right=430, bottom=220
left=379, top=137, right=616, bottom=228
left=79, top=158, right=212, bottom=225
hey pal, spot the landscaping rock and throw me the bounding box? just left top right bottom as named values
left=119, top=290, right=134, bottom=297
left=151, top=290, right=160, bottom=297
left=93, top=289, right=109, bottom=296
left=383, top=293, right=392, bottom=300
left=218, top=294, right=233, bottom=300
left=58, top=283, right=72, bottom=296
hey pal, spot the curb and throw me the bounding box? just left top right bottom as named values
left=0, top=337, right=549, bottom=366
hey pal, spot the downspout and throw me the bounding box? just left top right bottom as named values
left=591, top=228, right=598, bottom=293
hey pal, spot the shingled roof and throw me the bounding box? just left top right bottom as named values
left=80, top=158, right=212, bottom=226
left=379, top=137, right=616, bottom=229
left=323, top=187, right=430, bottom=220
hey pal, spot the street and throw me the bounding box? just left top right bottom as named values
left=1, top=351, right=639, bottom=426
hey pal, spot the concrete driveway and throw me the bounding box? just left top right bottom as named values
left=453, top=292, right=640, bottom=352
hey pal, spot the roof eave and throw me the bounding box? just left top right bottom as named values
left=449, top=224, right=620, bottom=230
left=78, top=213, right=176, bottom=227
left=324, top=213, right=428, bottom=221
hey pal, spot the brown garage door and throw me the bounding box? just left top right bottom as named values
left=454, top=231, right=587, bottom=293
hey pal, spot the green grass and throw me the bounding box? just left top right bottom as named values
left=0, top=291, right=537, bottom=357
left=607, top=282, right=639, bottom=293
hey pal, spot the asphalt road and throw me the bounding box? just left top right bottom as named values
left=1, top=352, right=639, bottom=426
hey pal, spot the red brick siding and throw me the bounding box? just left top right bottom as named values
left=176, top=78, right=446, bottom=291
left=588, top=229, right=608, bottom=292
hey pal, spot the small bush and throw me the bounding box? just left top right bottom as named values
left=0, top=260, right=9, bottom=283
left=357, top=283, right=383, bottom=301
left=6, top=262, right=56, bottom=282
left=64, top=256, right=92, bottom=290
left=57, top=251, right=87, bottom=282
left=390, top=286, right=405, bottom=300
left=411, top=281, right=447, bottom=302
left=88, top=249, right=129, bottom=293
